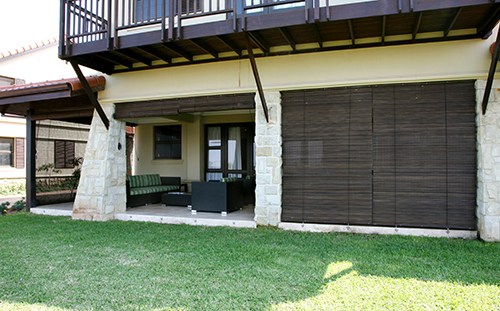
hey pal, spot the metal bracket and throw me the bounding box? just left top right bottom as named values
left=70, top=60, right=110, bottom=129
left=244, top=31, right=270, bottom=123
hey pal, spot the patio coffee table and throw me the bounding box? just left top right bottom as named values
left=161, top=192, right=192, bottom=207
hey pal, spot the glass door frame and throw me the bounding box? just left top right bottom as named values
left=204, top=122, right=255, bottom=181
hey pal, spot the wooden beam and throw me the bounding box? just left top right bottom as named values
left=244, top=32, right=269, bottom=123
left=162, top=114, right=195, bottom=123
left=162, top=42, right=193, bottom=61
left=136, top=46, right=172, bottom=64
left=381, top=15, right=386, bottom=43
left=114, top=49, right=153, bottom=66
left=444, top=7, right=462, bottom=38
left=100, top=52, right=134, bottom=68
left=26, top=109, right=36, bottom=211
left=348, top=19, right=355, bottom=46
left=70, top=60, right=110, bottom=129
left=190, top=38, right=219, bottom=59
left=482, top=29, right=500, bottom=114
left=412, top=12, right=423, bottom=40
left=216, top=35, right=242, bottom=57
left=279, top=27, right=296, bottom=51
left=479, top=4, right=500, bottom=39
left=310, top=23, right=323, bottom=48
left=247, top=31, right=270, bottom=55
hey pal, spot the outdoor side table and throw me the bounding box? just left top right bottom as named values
left=161, top=192, right=191, bottom=207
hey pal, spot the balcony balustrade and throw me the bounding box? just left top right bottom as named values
left=59, top=0, right=500, bottom=74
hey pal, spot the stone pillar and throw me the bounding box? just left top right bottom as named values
left=73, top=104, right=127, bottom=221
left=476, top=80, right=500, bottom=242
left=254, top=92, right=282, bottom=226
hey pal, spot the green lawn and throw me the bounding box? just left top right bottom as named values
left=0, top=213, right=499, bottom=311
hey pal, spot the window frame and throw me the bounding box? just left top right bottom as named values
left=0, top=137, right=14, bottom=167
left=154, top=125, right=182, bottom=160
left=54, top=140, right=76, bottom=169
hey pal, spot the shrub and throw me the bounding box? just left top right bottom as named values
left=0, top=180, right=26, bottom=196
left=0, top=201, right=10, bottom=214
left=11, top=198, right=26, bottom=211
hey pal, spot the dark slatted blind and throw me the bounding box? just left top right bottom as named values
left=282, top=81, right=476, bottom=230
left=15, top=138, right=25, bottom=169
left=55, top=140, right=75, bottom=169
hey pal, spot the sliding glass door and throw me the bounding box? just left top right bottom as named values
left=205, top=123, right=254, bottom=181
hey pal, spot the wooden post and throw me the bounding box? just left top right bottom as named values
left=26, top=109, right=36, bottom=211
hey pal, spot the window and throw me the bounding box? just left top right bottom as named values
left=205, top=123, right=254, bottom=181
left=55, top=140, right=75, bottom=169
left=155, top=125, right=182, bottom=159
left=0, top=138, right=13, bottom=167
left=0, top=138, right=24, bottom=168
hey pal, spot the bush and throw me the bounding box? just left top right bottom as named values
left=0, top=201, right=9, bottom=214
left=11, top=198, right=26, bottom=211
left=0, top=181, right=26, bottom=196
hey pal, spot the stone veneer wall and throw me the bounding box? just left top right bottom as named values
left=254, top=92, right=282, bottom=226
left=476, top=80, right=500, bottom=242
left=73, top=104, right=127, bottom=221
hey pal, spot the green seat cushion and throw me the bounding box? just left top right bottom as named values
left=128, top=174, right=162, bottom=188
left=130, top=185, right=179, bottom=196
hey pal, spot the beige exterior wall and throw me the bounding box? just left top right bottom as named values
left=99, top=38, right=494, bottom=105
left=0, top=116, right=26, bottom=180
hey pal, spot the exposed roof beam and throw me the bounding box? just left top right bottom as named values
left=190, top=39, right=219, bottom=59
left=348, top=19, right=355, bottom=46
left=216, top=35, right=242, bottom=57
left=136, top=46, right=172, bottom=64
left=279, top=27, right=296, bottom=51
left=70, top=60, right=109, bottom=130
left=243, top=32, right=269, bottom=123
left=114, top=49, right=152, bottom=66
left=162, top=42, right=193, bottom=61
left=381, top=15, right=386, bottom=43
left=247, top=31, right=270, bottom=55
left=482, top=30, right=500, bottom=114
left=478, top=4, right=500, bottom=39
left=412, top=12, right=423, bottom=40
left=444, top=7, right=462, bottom=38
left=310, top=23, right=323, bottom=48
left=102, top=52, right=134, bottom=69
left=76, top=55, right=116, bottom=74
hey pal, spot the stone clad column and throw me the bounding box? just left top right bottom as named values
left=254, top=92, right=282, bottom=226
left=73, top=103, right=127, bottom=221
left=476, top=80, right=500, bottom=242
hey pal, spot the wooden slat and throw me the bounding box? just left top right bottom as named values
left=282, top=81, right=476, bottom=230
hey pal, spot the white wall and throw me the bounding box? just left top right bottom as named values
left=0, top=43, right=97, bottom=83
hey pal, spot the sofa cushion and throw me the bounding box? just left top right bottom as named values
left=127, top=174, right=162, bottom=188
left=130, top=185, right=179, bottom=196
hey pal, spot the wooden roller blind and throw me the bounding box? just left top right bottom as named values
left=282, top=81, right=476, bottom=230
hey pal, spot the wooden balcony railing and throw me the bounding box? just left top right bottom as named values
left=60, top=0, right=311, bottom=52
left=59, top=0, right=500, bottom=74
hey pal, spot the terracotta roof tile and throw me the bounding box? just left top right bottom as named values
left=0, top=38, right=58, bottom=60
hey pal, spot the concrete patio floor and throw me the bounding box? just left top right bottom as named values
left=31, top=202, right=256, bottom=228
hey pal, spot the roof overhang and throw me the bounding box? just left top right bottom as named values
left=0, top=76, right=105, bottom=124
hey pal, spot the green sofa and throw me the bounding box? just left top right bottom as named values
left=126, top=174, right=180, bottom=207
